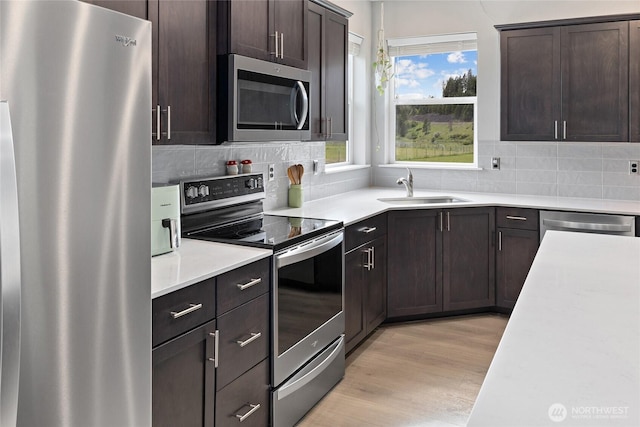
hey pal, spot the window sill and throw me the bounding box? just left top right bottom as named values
left=325, top=164, right=371, bottom=174
left=378, top=164, right=483, bottom=171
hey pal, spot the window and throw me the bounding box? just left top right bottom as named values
left=326, top=32, right=362, bottom=166
left=388, top=33, right=478, bottom=166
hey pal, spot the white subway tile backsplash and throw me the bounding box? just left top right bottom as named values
left=557, top=157, right=602, bottom=172
left=557, top=185, right=603, bottom=199
left=516, top=182, right=557, bottom=197
left=517, top=170, right=558, bottom=184
left=494, top=141, right=517, bottom=157
left=601, top=144, right=640, bottom=159
left=603, top=172, right=640, bottom=187
left=557, top=171, right=602, bottom=186
left=516, top=143, right=557, bottom=158
left=516, top=156, right=557, bottom=171
left=558, top=143, right=602, bottom=158
left=603, top=186, right=640, bottom=201
left=476, top=180, right=517, bottom=194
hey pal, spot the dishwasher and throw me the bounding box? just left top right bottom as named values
left=540, top=210, right=636, bottom=241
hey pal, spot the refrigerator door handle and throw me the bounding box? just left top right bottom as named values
left=0, top=101, right=22, bottom=427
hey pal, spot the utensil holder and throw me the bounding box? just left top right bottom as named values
left=288, top=185, right=303, bottom=208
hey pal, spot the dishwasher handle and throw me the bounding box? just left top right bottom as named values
left=542, top=218, right=634, bottom=233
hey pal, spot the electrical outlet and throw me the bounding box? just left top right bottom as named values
left=268, top=164, right=275, bottom=181
left=491, top=157, right=501, bottom=170
left=630, top=160, right=639, bottom=175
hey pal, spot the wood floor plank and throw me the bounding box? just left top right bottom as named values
left=297, top=314, right=508, bottom=426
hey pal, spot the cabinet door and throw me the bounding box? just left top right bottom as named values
left=81, top=0, right=147, bottom=19
left=150, top=0, right=216, bottom=144
left=500, top=27, right=560, bottom=141
left=442, top=208, right=495, bottom=311
left=344, top=247, right=366, bottom=353
left=152, top=320, right=216, bottom=427
left=630, top=20, right=640, bottom=142
left=387, top=210, right=442, bottom=317
left=307, top=2, right=348, bottom=141
left=561, top=21, right=629, bottom=142
left=218, top=0, right=272, bottom=62
left=496, top=228, right=539, bottom=310
left=274, top=0, right=308, bottom=68
left=365, top=236, right=387, bottom=332
left=324, top=9, right=348, bottom=141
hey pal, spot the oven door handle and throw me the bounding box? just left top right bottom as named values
left=276, top=231, right=343, bottom=269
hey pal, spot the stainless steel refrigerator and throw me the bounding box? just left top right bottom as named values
left=0, top=1, right=152, bottom=426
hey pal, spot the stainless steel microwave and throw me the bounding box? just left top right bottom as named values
left=218, top=54, right=311, bottom=143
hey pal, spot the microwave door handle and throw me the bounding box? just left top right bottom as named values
left=276, top=232, right=343, bottom=269
left=292, top=81, right=308, bottom=130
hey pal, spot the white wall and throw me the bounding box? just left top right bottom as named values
left=372, top=0, right=640, bottom=201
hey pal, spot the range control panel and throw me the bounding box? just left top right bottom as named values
left=179, top=173, right=265, bottom=214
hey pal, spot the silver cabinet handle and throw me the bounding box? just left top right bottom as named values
left=439, top=212, right=443, bottom=232
left=446, top=211, right=451, bottom=232
left=554, top=120, right=558, bottom=140
left=498, top=231, right=502, bottom=251
left=563, top=120, right=567, bottom=140
left=170, top=303, right=202, bottom=319
left=153, top=105, right=161, bottom=140
left=363, top=247, right=373, bottom=271
left=166, top=105, right=171, bottom=140
left=371, top=246, right=375, bottom=270
left=208, top=330, right=219, bottom=367
left=506, top=215, right=527, bottom=221
left=236, top=278, right=261, bottom=291
left=358, top=226, right=377, bottom=234
left=280, top=32, right=284, bottom=59
left=273, top=31, right=279, bottom=57
left=328, top=117, right=333, bottom=139
left=236, top=404, right=261, bottom=422
left=236, top=332, right=261, bottom=348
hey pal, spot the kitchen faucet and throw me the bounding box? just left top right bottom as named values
left=396, top=168, right=413, bottom=197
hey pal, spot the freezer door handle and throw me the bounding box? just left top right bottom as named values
left=0, top=101, right=22, bottom=427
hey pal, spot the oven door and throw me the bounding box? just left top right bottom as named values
left=272, top=230, right=344, bottom=387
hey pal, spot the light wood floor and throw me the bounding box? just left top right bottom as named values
left=297, top=313, right=509, bottom=427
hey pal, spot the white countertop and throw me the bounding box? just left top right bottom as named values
left=151, top=238, right=272, bottom=299
left=267, top=187, right=640, bottom=225
left=467, top=231, right=640, bottom=426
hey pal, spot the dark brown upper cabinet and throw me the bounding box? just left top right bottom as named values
left=631, top=20, right=640, bottom=142
left=149, top=0, right=217, bottom=145
left=217, top=0, right=308, bottom=69
left=308, top=1, right=348, bottom=141
left=80, top=0, right=147, bottom=19
left=499, top=16, right=637, bottom=142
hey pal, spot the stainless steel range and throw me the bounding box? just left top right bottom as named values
left=179, top=173, right=346, bottom=427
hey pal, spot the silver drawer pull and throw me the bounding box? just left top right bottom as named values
left=208, top=330, right=219, bottom=367
left=236, top=278, right=262, bottom=291
left=236, top=403, right=260, bottom=422
left=359, top=226, right=377, bottom=234
left=506, top=215, right=527, bottom=221
left=170, top=303, right=202, bottom=319
left=237, top=332, right=261, bottom=348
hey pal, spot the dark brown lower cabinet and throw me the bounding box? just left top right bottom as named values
left=152, top=320, right=216, bottom=427
left=496, top=228, right=539, bottom=310
left=215, top=360, right=270, bottom=427
left=387, top=210, right=442, bottom=318
left=345, top=236, right=387, bottom=353
left=387, top=208, right=495, bottom=319
left=442, top=208, right=495, bottom=311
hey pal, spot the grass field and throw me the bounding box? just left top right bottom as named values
left=326, top=141, right=347, bottom=164
left=396, top=120, right=474, bottom=163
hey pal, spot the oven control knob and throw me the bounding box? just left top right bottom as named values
left=198, top=185, right=209, bottom=197
left=186, top=185, right=198, bottom=199
left=256, top=177, right=264, bottom=189
left=246, top=178, right=255, bottom=189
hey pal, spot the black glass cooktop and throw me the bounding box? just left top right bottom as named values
left=185, top=214, right=343, bottom=251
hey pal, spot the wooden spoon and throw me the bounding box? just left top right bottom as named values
left=287, top=166, right=295, bottom=185
left=297, top=164, right=304, bottom=183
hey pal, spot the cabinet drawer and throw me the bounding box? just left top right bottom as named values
left=215, top=359, right=270, bottom=427
left=217, top=258, right=270, bottom=315
left=216, top=293, right=270, bottom=390
left=345, top=214, right=387, bottom=252
left=152, top=278, right=216, bottom=347
left=496, top=207, right=539, bottom=231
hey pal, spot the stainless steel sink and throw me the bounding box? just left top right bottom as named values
left=377, top=196, right=469, bottom=205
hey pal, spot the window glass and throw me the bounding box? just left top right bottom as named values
left=390, top=38, right=477, bottom=166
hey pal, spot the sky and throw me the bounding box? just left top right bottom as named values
left=393, top=50, right=478, bottom=100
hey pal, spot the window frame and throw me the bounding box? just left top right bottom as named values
left=387, top=34, right=479, bottom=168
